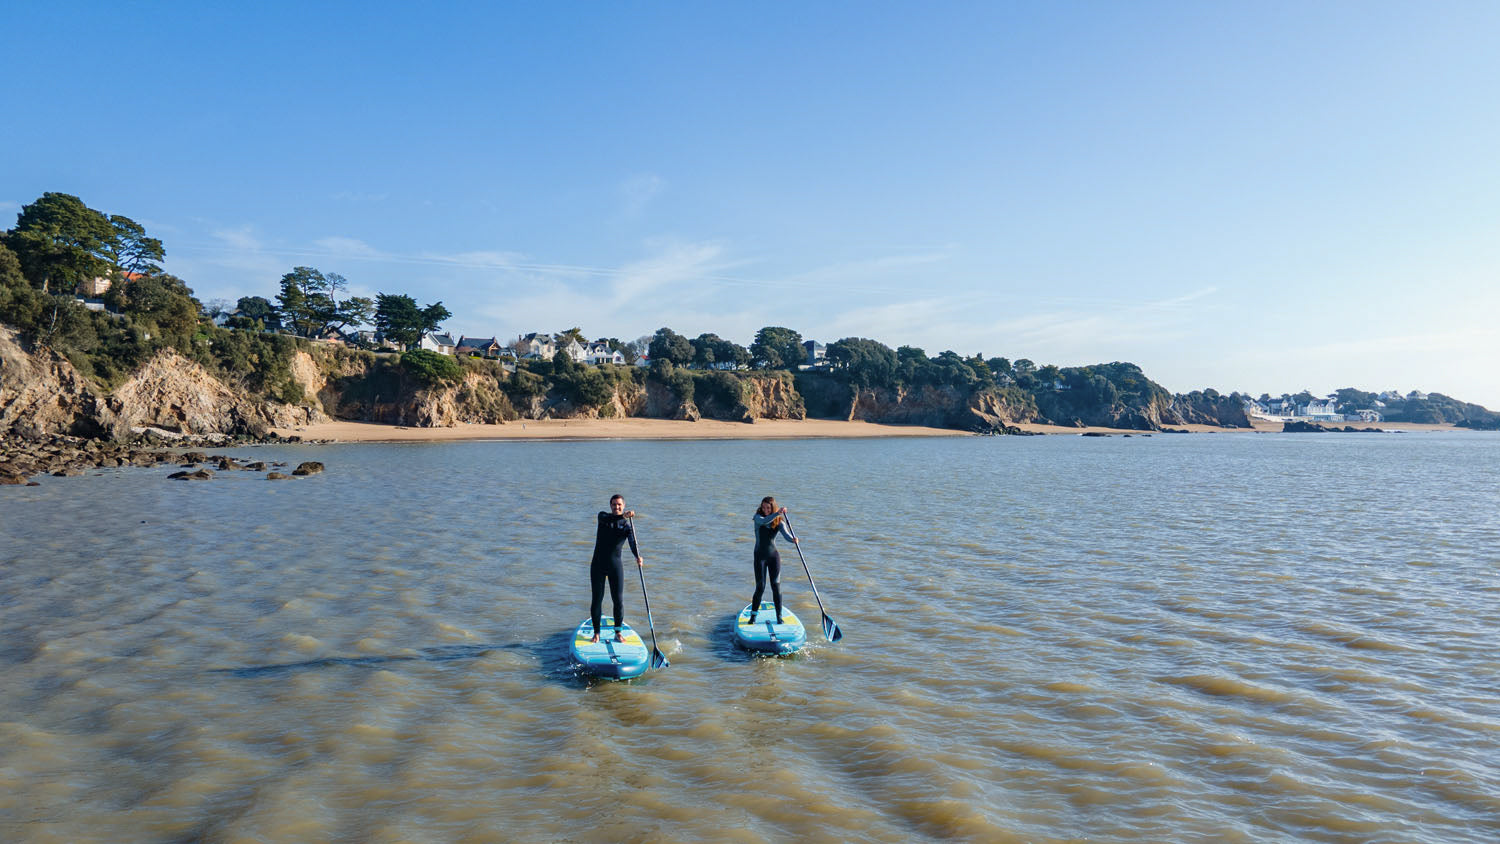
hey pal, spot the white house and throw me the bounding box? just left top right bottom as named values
left=518, top=332, right=556, bottom=359
left=586, top=340, right=626, bottom=366
left=419, top=332, right=457, bottom=355
left=1301, top=398, right=1342, bottom=421
left=561, top=339, right=588, bottom=363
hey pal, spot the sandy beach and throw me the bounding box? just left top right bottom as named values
left=272, top=417, right=1469, bottom=443
left=274, top=418, right=970, bottom=442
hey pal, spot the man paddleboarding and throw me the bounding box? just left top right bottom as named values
left=590, top=494, right=642, bottom=643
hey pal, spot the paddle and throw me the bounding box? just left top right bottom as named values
left=628, top=517, right=670, bottom=671
left=781, top=512, right=843, bottom=643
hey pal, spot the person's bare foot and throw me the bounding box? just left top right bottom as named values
left=590, top=633, right=600, bottom=643
left=614, top=629, right=624, bottom=643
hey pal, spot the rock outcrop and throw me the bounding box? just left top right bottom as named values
left=0, top=325, right=123, bottom=438
left=109, top=350, right=322, bottom=437
left=2, top=325, right=321, bottom=441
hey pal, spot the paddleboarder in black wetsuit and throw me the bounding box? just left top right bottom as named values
left=749, top=496, right=797, bottom=624
left=591, top=494, right=642, bottom=643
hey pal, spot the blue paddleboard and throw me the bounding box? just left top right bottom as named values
left=733, top=602, right=807, bottom=654
left=568, top=617, right=651, bottom=679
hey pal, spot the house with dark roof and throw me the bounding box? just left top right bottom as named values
left=800, top=340, right=830, bottom=371
left=518, top=332, right=556, bottom=359
left=420, top=332, right=457, bottom=355
left=456, top=336, right=504, bottom=358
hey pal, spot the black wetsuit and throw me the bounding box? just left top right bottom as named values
left=751, top=513, right=795, bottom=621
left=591, top=511, right=639, bottom=637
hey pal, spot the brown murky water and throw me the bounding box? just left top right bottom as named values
left=2, top=434, right=1498, bottom=842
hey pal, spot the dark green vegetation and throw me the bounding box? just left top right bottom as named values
left=4, top=191, right=1495, bottom=433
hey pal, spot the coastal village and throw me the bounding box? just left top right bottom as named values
left=1244, top=394, right=1411, bottom=425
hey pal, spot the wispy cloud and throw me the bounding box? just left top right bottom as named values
left=311, top=236, right=385, bottom=258
left=773, top=248, right=955, bottom=293
left=618, top=173, right=664, bottom=219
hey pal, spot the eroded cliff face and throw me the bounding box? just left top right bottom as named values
left=795, top=373, right=1035, bottom=430
left=849, top=384, right=1034, bottom=429
left=109, top=350, right=322, bottom=436
left=1167, top=394, right=1251, bottom=428
left=739, top=375, right=805, bottom=421
left=0, top=326, right=120, bottom=438
left=2, top=325, right=320, bottom=440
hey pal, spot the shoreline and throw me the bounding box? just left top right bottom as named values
left=271, top=418, right=1470, bottom=443
left=273, top=418, right=968, bottom=442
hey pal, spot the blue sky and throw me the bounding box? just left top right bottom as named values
left=5, top=2, right=1499, bottom=406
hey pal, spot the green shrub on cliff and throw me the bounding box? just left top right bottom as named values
left=400, top=349, right=464, bottom=385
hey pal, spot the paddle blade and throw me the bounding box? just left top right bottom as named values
left=822, top=614, right=843, bottom=643
left=651, top=648, right=670, bottom=670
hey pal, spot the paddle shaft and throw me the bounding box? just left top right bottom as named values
left=627, top=517, right=669, bottom=669
left=780, top=512, right=841, bottom=641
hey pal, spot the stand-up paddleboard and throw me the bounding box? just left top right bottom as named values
left=733, top=602, right=807, bottom=654
left=569, top=617, right=651, bottom=679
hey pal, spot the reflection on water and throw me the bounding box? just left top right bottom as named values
left=3, top=432, right=1499, bottom=842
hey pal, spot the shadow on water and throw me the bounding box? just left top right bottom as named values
left=210, top=642, right=529, bottom=679
left=211, top=630, right=670, bottom=689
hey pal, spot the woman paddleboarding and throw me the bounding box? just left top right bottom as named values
left=749, top=496, right=797, bottom=625
left=590, top=494, right=642, bottom=643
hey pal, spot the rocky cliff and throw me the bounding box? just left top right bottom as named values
left=1, top=325, right=120, bottom=438
left=795, top=373, right=1037, bottom=430
left=2, top=325, right=319, bottom=440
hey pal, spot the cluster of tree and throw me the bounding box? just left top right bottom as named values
left=823, top=336, right=1012, bottom=392
left=2, top=192, right=164, bottom=295
left=646, top=327, right=750, bottom=370
left=641, top=326, right=816, bottom=371
left=224, top=270, right=448, bottom=351
left=0, top=194, right=205, bottom=384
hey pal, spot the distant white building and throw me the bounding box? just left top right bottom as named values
left=419, top=332, right=457, bottom=355
left=1300, top=398, right=1342, bottom=421
left=561, top=338, right=588, bottom=363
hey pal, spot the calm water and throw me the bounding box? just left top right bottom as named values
left=2, top=432, right=1498, bottom=843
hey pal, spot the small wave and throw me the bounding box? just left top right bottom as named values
left=1158, top=673, right=1295, bottom=704
left=1294, top=621, right=1421, bottom=652
left=1040, top=681, right=1093, bottom=694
